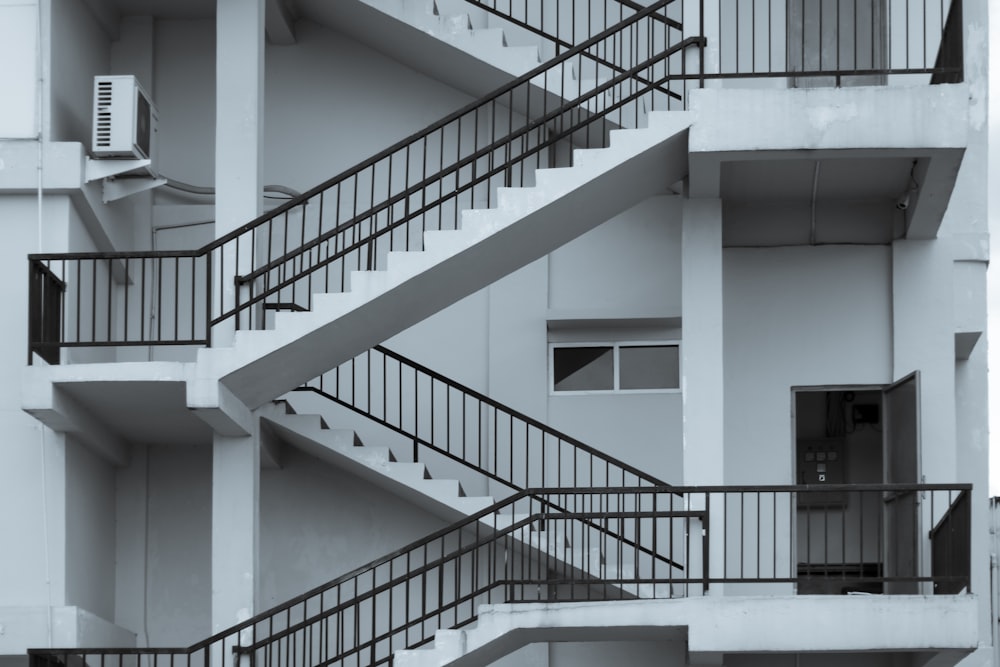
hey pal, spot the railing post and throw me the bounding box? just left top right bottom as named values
left=701, top=499, right=710, bottom=594
left=682, top=0, right=715, bottom=98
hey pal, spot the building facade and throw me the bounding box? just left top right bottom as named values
left=0, top=1, right=991, bottom=666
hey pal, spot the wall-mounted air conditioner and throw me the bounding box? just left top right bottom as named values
left=91, top=75, right=157, bottom=160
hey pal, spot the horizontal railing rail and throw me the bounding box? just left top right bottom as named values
left=294, top=345, right=667, bottom=489
left=27, top=484, right=970, bottom=667
left=28, top=0, right=690, bottom=363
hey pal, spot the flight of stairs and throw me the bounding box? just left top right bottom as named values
left=198, top=111, right=692, bottom=410
left=301, top=0, right=657, bottom=129
left=259, top=400, right=681, bottom=603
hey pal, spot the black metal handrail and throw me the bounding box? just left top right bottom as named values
left=28, top=1, right=690, bottom=362
left=27, top=484, right=971, bottom=667
left=293, top=344, right=680, bottom=578
left=295, top=345, right=667, bottom=489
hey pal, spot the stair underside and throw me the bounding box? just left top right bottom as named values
left=299, top=0, right=533, bottom=100
left=215, top=119, right=690, bottom=409
left=261, top=407, right=496, bottom=524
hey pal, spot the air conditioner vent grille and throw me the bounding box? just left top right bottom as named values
left=91, top=75, right=157, bottom=160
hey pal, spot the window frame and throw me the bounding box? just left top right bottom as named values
left=548, top=340, right=682, bottom=395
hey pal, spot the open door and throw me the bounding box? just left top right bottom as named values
left=882, top=372, right=920, bottom=594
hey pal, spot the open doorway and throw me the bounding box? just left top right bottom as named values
left=793, top=387, right=886, bottom=594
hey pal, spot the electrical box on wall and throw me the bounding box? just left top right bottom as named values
left=91, top=75, right=157, bottom=160
left=797, top=438, right=846, bottom=507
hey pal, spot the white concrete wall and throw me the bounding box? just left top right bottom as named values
left=47, top=0, right=109, bottom=143
left=149, top=18, right=477, bottom=200
left=723, top=245, right=893, bottom=484
left=259, top=446, right=448, bottom=607
left=0, top=1, right=39, bottom=138
left=144, top=445, right=212, bottom=646
left=64, top=440, right=116, bottom=621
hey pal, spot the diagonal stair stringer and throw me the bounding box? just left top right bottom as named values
left=197, top=113, right=692, bottom=410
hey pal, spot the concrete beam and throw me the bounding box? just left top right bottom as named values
left=21, top=383, right=130, bottom=467
left=905, top=151, right=966, bottom=239
left=265, top=0, right=296, bottom=44
left=187, top=379, right=254, bottom=436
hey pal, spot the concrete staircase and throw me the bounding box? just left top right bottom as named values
left=260, top=400, right=497, bottom=522
left=258, top=399, right=681, bottom=602
left=196, top=112, right=691, bottom=410
left=299, top=0, right=658, bottom=129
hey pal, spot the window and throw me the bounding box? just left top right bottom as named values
left=551, top=342, right=680, bottom=393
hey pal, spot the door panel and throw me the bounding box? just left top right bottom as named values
left=883, top=372, right=919, bottom=594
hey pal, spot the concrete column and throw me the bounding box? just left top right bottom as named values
left=0, top=0, right=39, bottom=138
left=114, top=443, right=149, bottom=642
left=681, top=198, right=724, bottom=596
left=211, top=433, right=260, bottom=637
left=681, top=198, right=723, bottom=486
left=214, top=0, right=264, bottom=344
left=891, top=240, right=955, bottom=483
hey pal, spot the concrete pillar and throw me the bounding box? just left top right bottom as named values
left=214, top=0, right=264, bottom=344
left=211, top=433, right=260, bottom=637
left=0, top=0, right=39, bottom=138
left=681, top=198, right=723, bottom=486
left=681, top=198, right=724, bottom=595
left=891, top=240, right=955, bottom=483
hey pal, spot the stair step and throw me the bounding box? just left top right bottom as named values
left=347, top=269, right=390, bottom=296
left=386, top=249, right=438, bottom=282
left=387, top=461, right=432, bottom=482
left=211, top=114, right=692, bottom=408
left=422, top=227, right=477, bottom=255
left=496, top=186, right=547, bottom=213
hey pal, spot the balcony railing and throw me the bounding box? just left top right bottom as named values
left=699, top=0, right=963, bottom=85
left=27, top=484, right=970, bottom=667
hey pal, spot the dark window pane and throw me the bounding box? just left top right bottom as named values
left=553, top=346, right=613, bottom=391
left=620, top=345, right=679, bottom=389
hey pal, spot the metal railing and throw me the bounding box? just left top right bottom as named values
left=294, top=345, right=666, bottom=490
left=702, top=0, right=963, bottom=85
left=27, top=1, right=691, bottom=363
left=26, top=1, right=966, bottom=364
left=27, top=484, right=970, bottom=667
